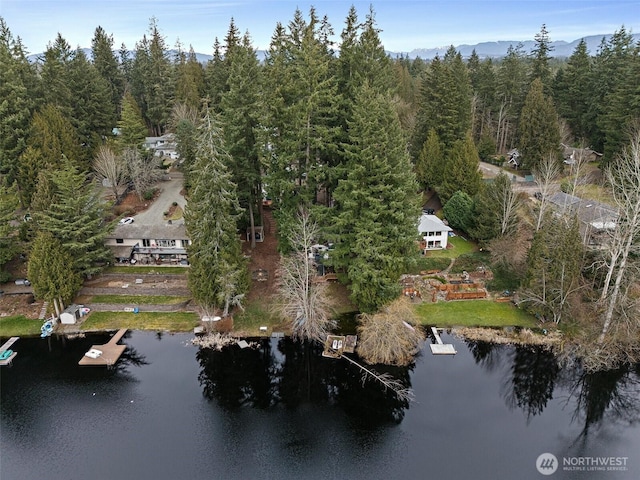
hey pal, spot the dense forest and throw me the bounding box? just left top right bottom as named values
left=1, top=7, right=639, bottom=364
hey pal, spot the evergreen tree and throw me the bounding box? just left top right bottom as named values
left=0, top=19, right=35, bottom=184
left=439, top=135, right=482, bottom=204
left=39, top=34, right=74, bottom=118
left=522, top=214, right=583, bottom=324
left=184, top=108, right=247, bottom=316
left=34, top=160, right=113, bottom=278
left=220, top=33, right=263, bottom=248
left=518, top=78, right=561, bottom=170
left=173, top=45, right=205, bottom=111
left=529, top=24, right=554, bottom=90
left=117, top=92, right=148, bottom=149
left=28, top=231, right=81, bottom=308
left=262, top=8, right=339, bottom=245
left=585, top=27, right=636, bottom=157
left=17, top=105, right=83, bottom=206
left=471, top=172, right=520, bottom=243
left=412, top=48, right=472, bottom=158
left=0, top=183, right=19, bottom=282
left=129, top=18, right=173, bottom=135
left=415, top=128, right=444, bottom=190
left=443, top=190, right=474, bottom=233
left=552, top=39, right=592, bottom=140
left=332, top=84, right=421, bottom=313
left=496, top=44, right=528, bottom=152
left=67, top=48, right=114, bottom=158
left=91, top=26, right=125, bottom=122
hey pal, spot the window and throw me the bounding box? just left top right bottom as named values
left=156, top=239, right=176, bottom=248
left=142, top=239, right=151, bottom=247
left=116, top=238, right=124, bottom=244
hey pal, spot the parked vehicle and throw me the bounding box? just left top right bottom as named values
left=14, top=279, right=31, bottom=286
left=119, top=217, right=135, bottom=225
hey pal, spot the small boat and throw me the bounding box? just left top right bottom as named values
left=84, top=349, right=103, bottom=359
left=0, top=349, right=13, bottom=360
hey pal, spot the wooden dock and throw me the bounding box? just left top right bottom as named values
left=430, top=327, right=457, bottom=355
left=0, top=337, right=19, bottom=366
left=78, top=329, right=128, bottom=366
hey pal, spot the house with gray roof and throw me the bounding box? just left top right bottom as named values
left=547, top=192, right=617, bottom=247
left=106, top=221, right=190, bottom=265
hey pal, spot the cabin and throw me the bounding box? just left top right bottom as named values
left=418, top=214, right=452, bottom=252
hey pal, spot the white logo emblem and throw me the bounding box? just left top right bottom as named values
left=536, top=453, right=558, bottom=475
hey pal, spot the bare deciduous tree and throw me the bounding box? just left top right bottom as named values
left=598, top=129, right=640, bottom=343
left=123, top=147, right=163, bottom=200
left=533, top=153, right=561, bottom=231
left=277, top=208, right=334, bottom=342
left=356, top=297, right=425, bottom=366
left=93, top=145, right=129, bottom=203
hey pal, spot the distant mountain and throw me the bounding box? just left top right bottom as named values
left=27, top=33, right=639, bottom=64
left=399, top=34, right=640, bottom=59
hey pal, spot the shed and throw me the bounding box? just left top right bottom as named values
left=60, top=305, right=83, bottom=325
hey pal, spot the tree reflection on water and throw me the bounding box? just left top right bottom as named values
left=196, top=337, right=413, bottom=424
left=465, top=338, right=640, bottom=439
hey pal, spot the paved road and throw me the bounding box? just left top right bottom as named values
left=132, top=172, right=186, bottom=225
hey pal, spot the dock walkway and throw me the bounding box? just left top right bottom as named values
left=78, top=328, right=128, bottom=366
left=430, top=327, right=457, bottom=355
left=0, top=337, right=19, bottom=366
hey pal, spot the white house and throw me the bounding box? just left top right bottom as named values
left=418, top=214, right=452, bottom=251
left=106, top=222, right=190, bottom=265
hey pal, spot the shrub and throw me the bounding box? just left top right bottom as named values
left=143, top=188, right=157, bottom=201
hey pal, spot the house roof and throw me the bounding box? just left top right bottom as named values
left=548, top=192, right=618, bottom=230
left=108, top=222, right=189, bottom=240
left=548, top=192, right=581, bottom=209
left=418, top=214, right=452, bottom=233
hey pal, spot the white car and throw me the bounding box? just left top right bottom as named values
left=119, top=217, right=134, bottom=225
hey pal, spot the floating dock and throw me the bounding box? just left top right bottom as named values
left=0, top=337, right=19, bottom=366
left=78, top=329, right=128, bottom=366
left=430, top=327, right=457, bottom=355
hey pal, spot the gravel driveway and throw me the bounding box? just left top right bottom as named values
left=132, top=172, right=186, bottom=225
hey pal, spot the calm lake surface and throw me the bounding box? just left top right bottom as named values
left=1, top=331, right=638, bottom=480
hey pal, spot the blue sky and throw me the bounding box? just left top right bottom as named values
left=1, top=0, right=638, bottom=54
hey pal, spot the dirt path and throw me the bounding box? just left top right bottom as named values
left=243, top=207, right=281, bottom=303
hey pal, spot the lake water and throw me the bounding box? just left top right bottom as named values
left=1, top=331, right=638, bottom=480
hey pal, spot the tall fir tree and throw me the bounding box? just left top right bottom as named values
left=33, top=159, right=113, bottom=278
left=0, top=19, right=35, bottom=184
left=439, top=134, right=482, bottom=203
left=552, top=39, right=592, bottom=141
left=529, top=24, right=554, bottom=90
left=220, top=32, right=263, bottom=248
left=496, top=44, right=528, bottom=153
left=184, top=108, right=247, bottom=316
left=332, top=83, right=421, bottom=313
left=518, top=78, right=561, bottom=170
left=28, top=231, right=82, bottom=309
left=67, top=48, right=114, bottom=158
left=91, top=26, right=125, bottom=123
left=117, top=92, right=148, bottom=150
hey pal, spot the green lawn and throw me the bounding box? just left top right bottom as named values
left=0, top=316, right=43, bottom=337
left=426, top=235, right=477, bottom=259
left=81, top=311, right=199, bottom=332
left=90, top=294, right=191, bottom=305
left=414, top=300, right=538, bottom=328
left=233, top=301, right=288, bottom=337
left=104, top=266, right=188, bottom=274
